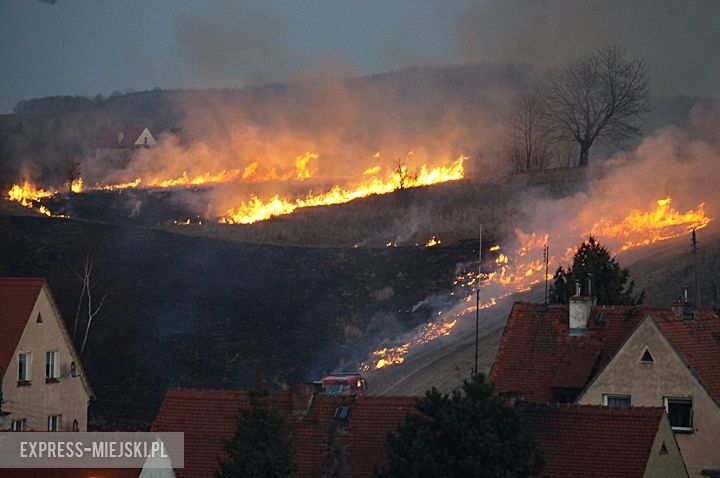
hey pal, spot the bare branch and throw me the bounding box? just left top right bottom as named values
left=542, top=45, right=650, bottom=167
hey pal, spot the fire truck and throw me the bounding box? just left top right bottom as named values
left=318, top=372, right=368, bottom=396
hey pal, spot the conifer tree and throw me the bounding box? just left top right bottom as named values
left=549, top=236, right=641, bottom=305
left=375, top=373, right=543, bottom=478
left=216, top=374, right=296, bottom=478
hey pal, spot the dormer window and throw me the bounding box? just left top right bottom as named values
left=640, top=348, right=654, bottom=364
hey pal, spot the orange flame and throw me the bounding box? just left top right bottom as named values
left=221, top=155, right=465, bottom=224
left=590, top=197, right=711, bottom=251
left=362, top=196, right=713, bottom=371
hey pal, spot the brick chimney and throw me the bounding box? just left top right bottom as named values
left=569, top=280, right=595, bottom=335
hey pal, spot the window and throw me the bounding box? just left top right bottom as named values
left=11, top=419, right=26, bottom=431
left=17, top=352, right=32, bottom=382
left=640, top=348, right=654, bottom=364
left=48, top=415, right=61, bottom=431
left=36, top=313, right=43, bottom=323
left=45, top=350, right=59, bottom=380
left=72, top=419, right=79, bottom=432
left=664, top=397, right=693, bottom=432
left=334, top=406, right=350, bottom=421
left=70, top=361, right=77, bottom=377
left=603, top=394, right=631, bottom=408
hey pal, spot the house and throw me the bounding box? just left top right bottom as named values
left=148, top=387, right=417, bottom=478
left=491, top=296, right=720, bottom=477
left=96, top=126, right=156, bottom=168
left=521, top=403, right=687, bottom=478
left=0, top=278, right=94, bottom=432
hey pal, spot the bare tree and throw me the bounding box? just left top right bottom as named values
left=502, top=87, right=552, bottom=172
left=393, top=158, right=418, bottom=190
left=73, top=255, right=106, bottom=356
left=543, top=46, right=650, bottom=167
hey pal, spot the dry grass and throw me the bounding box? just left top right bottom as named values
left=166, top=167, right=588, bottom=247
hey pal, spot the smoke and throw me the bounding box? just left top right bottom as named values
left=85, top=64, right=521, bottom=219
left=453, top=0, right=720, bottom=98
left=175, top=2, right=303, bottom=88
left=516, top=99, right=720, bottom=267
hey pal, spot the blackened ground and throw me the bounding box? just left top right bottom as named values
left=0, top=214, right=477, bottom=430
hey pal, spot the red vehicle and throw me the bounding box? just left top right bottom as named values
left=319, top=373, right=368, bottom=396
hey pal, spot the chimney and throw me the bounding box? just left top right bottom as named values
left=569, top=280, right=594, bottom=335
left=671, top=288, right=695, bottom=320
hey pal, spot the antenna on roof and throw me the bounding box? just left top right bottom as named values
left=474, top=223, right=482, bottom=378
left=692, top=228, right=701, bottom=309
left=543, top=244, right=549, bottom=305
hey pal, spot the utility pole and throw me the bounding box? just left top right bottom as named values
left=692, top=228, right=701, bottom=308
left=474, top=224, right=482, bottom=378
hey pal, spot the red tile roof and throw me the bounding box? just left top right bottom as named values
left=491, top=302, right=720, bottom=407
left=0, top=278, right=46, bottom=372
left=1, top=468, right=138, bottom=478
left=490, top=302, right=645, bottom=402
left=151, top=387, right=416, bottom=478
left=521, top=404, right=667, bottom=478
left=651, top=309, right=720, bottom=403
left=97, top=126, right=150, bottom=149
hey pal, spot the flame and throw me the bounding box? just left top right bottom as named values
left=363, top=166, right=381, bottom=175
left=362, top=197, right=713, bottom=371
left=221, top=155, right=465, bottom=224
left=426, top=236, right=441, bottom=247
left=7, top=181, right=54, bottom=206
left=70, top=177, right=84, bottom=193
left=590, top=197, right=712, bottom=251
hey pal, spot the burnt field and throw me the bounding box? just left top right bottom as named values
left=0, top=213, right=478, bottom=430
left=35, top=167, right=588, bottom=247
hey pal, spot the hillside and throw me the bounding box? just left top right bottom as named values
left=365, top=228, right=720, bottom=396
left=0, top=213, right=479, bottom=429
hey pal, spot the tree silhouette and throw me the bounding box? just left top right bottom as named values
left=375, top=373, right=543, bottom=478
left=549, top=236, right=641, bottom=305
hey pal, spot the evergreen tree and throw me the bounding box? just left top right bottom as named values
left=216, top=382, right=296, bottom=478
left=549, top=236, right=641, bottom=305
left=375, top=374, right=543, bottom=478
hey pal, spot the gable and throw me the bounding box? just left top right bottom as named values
left=0, top=278, right=45, bottom=372
left=0, top=278, right=93, bottom=398
left=578, top=316, right=715, bottom=408
left=490, top=302, right=644, bottom=402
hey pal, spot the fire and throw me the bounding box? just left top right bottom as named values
left=591, top=197, right=712, bottom=251
left=362, top=196, right=713, bottom=371
left=363, top=166, right=381, bottom=175
left=70, top=177, right=84, bottom=193
left=221, top=155, right=465, bottom=224
left=425, top=236, right=441, bottom=247
left=7, top=181, right=54, bottom=206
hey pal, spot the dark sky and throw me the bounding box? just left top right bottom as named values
left=1, top=0, right=719, bottom=113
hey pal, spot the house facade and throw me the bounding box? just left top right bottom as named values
left=0, top=278, right=93, bottom=432
left=95, top=126, right=156, bottom=168
left=577, top=310, right=720, bottom=477
left=491, top=296, right=719, bottom=477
